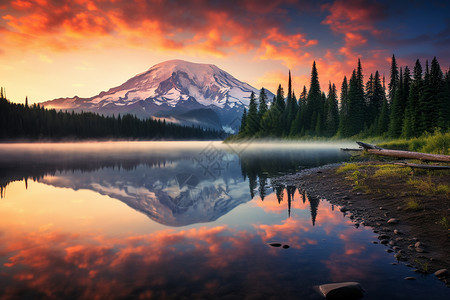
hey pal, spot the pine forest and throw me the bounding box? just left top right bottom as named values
left=236, top=55, right=450, bottom=140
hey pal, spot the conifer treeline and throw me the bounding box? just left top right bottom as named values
left=238, top=55, right=450, bottom=139
left=0, top=94, right=222, bottom=140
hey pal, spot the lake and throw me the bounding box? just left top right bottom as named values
left=0, top=141, right=448, bottom=299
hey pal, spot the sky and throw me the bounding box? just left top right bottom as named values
left=0, top=0, right=449, bottom=104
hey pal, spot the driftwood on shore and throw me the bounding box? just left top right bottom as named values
left=356, top=142, right=450, bottom=163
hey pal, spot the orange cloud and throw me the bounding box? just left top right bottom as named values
left=258, top=27, right=316, bottom=68
left=0, top=0, right=314, bottom=60
left=315, top=0, right=391, bottom=91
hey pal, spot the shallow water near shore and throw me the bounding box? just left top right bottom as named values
left=0, top=141, right=448, bottom=299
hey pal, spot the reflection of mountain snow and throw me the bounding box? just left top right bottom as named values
left=39, top=156, right=250, bottom=227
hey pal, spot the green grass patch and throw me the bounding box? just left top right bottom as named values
left=336, top=163, right=361, bottom=174
left=407, top=177, right=434, bottom=193
left=373, top=165, right=412, bottom=177
left=407, top=177, right=450, bottom=196
left=436, top=184, right=450, bottom=195
left=439, top=217, right=449, bottom=230
left=406, top=199, right=421, bottom=211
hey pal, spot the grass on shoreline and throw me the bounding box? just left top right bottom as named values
left=377, top=131, right=449, bottom=155
left=336, top=162, right=450, bottom=197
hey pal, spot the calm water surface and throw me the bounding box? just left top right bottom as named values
left=0, top=141, right=448, bottom=299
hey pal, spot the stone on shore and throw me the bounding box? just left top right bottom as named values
left=387, top=218, right=399, bottom=224
left=316, top=282, right=365, bottom=300
left=434, top=269, right=449, bottom=278
left=415, top=247, right=425, bottom=253
left=378, top=234, right=390, bottom=240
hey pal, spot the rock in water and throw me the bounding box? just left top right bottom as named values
left=316, top=282, right=365, bottom=300
left=268, top=243, right=282, bottom=247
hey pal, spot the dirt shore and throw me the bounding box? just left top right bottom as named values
left=273, top=161, right=450, bottom=283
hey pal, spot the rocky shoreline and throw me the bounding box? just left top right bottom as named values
left=272, top=162, right=450, bottom=285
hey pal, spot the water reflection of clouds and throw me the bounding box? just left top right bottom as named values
left=1, top=225, right=263, bottom=299
left=0, top=180, right=409, bottom=299
left=0, top=215, right=378, bottom=299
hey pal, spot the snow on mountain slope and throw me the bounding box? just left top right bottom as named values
left=42, top=60, right=273, bottom=131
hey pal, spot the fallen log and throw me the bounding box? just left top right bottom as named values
left=356, top=142, right=450, bottom=163
left=393, top=162, right=450, bottom=170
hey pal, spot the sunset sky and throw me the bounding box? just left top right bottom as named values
left=1, top=0, right=449, bottom=104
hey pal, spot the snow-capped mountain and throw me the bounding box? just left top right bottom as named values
left=42, top=60, right=272, bottom=132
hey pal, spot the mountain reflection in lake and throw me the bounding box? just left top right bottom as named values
left=0, top=142, right=448, bottom=299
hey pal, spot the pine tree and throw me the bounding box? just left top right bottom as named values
left=325, top=82, right=339, bottom=137
left=299, top=86, right=307, bottom=111
left=258, top=88, right=268, bottom=119
left=388, top=67, right=407, bottom=137
left=258, top=88, right=268, bottom=135
left=289, top=87, right=306, bottom=137
left=338, top=76, right=349, bottom=136
left=388, top=54, right=399, bottom=103
left=289, top=92, right=301, bottom=137
left=352, top=59, right=366, bottom=134
left=365, top=73, right=374, bottom=127
left=262, top=91, right=283, bottom=137
left=346, top=70, right=358, bottom=136
left=403, top=59, right=422, bottom=138
left=274, top=84, right=285, bottom=136
left=419, top=61, right=431, bottom=134
left=305, top=61, right=322, bottom=135
left=284, top=70, right=297, bottom=135
left=376, top=75, right=390, bottom=136
left=418, top=59, right=444, bottom=133
left=244, top=92, right=259, bottom=136
left=345, top=60, right=365, bottom=136
left=367, top=71, right=384, bottom=131
left=429, top=57, right=445, bottom=130
left=239, top=108, right=247, bottom=134
left=377, top=97, right=390, bottom=136
left=298, top=85, right=307, bottom=133
left=287, top=91, right=298, bottom=134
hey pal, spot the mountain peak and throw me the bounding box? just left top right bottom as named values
left=42, top=59, right=273, bottom=132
